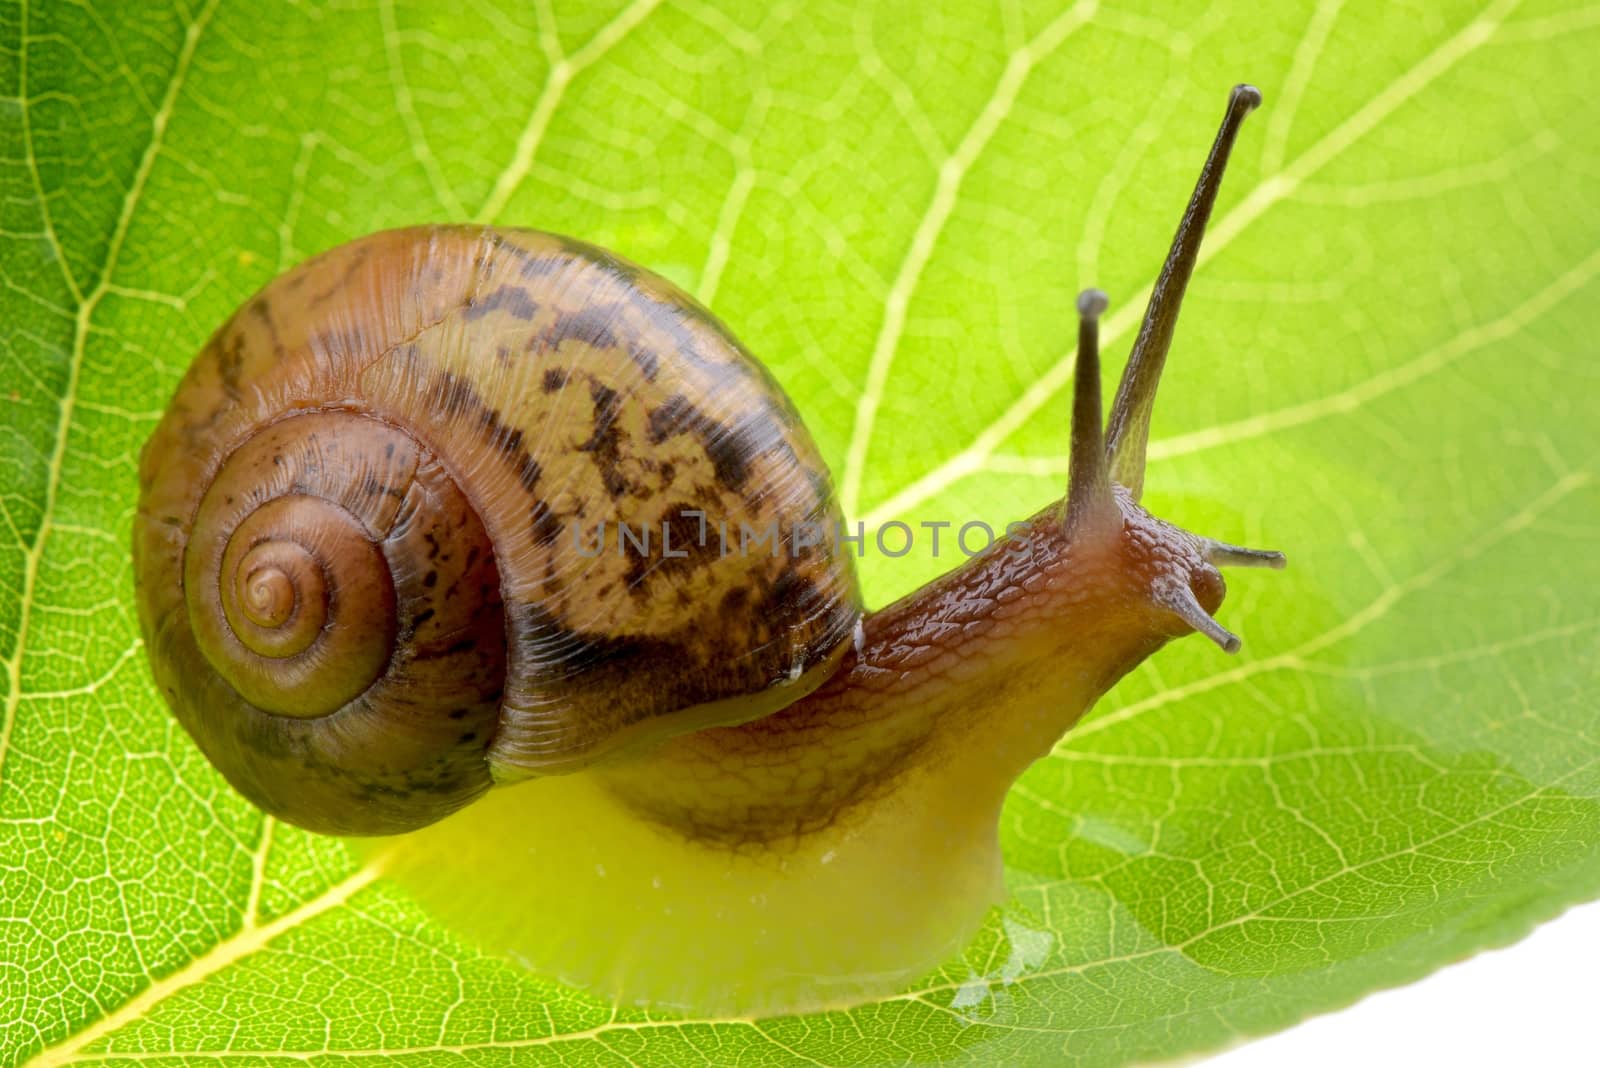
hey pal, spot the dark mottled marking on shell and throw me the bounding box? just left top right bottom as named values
left=219, top=329, right=246, bottom=402
left=577, top=379, right=629, bottom=498
left=464, top=284, right=540, bottom=322
left=625, top=342, right=660, bottom=380
left=636, top=307, right=717, bottom=372
left=663, top=502, right=718, bottom=557
left=478, top=412, right=541, bottom=492
left=489, top=229, right=769, bottom=388
left=550, top=233, right=647, bottom=287
left=545, top=302, right=620, bottom=351
left=626, top=502, right=724, bottom=587
left=424, top=368, right=542, bottom=493
left=304, top=241, right=374, bottom=307
left=534, top=298, right=662, bottom=383
left=647, top=394, right=797, bottom=495
left=530, top=500, right=562, bottom=546
left=247, top=296, right=288, bottom=361
left=360, top=474, right=386, bottom=499
left=503, top=233, right=644, bottom=291
left=765, top=567, right=822, bottom=621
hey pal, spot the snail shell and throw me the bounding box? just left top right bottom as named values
left=133, top=227, right=862, bottom=835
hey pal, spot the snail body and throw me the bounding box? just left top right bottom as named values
left=135, top=87, right=1280, bottom=1014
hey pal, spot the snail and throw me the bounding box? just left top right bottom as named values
left=133, top=85, right=1282, bottom=1015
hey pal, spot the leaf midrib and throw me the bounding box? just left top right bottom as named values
left=20, top=868, right=381, bottom=1068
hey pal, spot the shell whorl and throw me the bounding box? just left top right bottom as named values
left=188, top=419, right=403, bottom=719
left=134, top=226, right=862, bottom=835
left=156, top=408, right=508, bottom=834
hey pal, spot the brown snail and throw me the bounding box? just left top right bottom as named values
left=134, top=86, right=1282, bottom=1013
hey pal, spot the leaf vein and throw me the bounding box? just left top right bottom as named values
left=859, top=0, right=1523, bottom=529
left=19, top=868, right=382, bottom=1068
left=473, top=0, right=664, bottom=224
left=1, top=0, right=220, bottom=791
left=837, top=0, right=1097, bottom=518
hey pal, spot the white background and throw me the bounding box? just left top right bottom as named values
left=1200, top=898, right=1600, bottom=1066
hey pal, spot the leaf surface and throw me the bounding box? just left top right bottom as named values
left=3, top=1, right=1598, bottom=1065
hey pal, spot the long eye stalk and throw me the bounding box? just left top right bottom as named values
left=1105, top=84, right=1262, bottom=499
left=1064, top=288, right=1116, bottom=537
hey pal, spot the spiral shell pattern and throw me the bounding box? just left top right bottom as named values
left=134, top=227, right=861, bottom=835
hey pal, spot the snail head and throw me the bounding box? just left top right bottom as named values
left=1033, top=85, right=1283, bottom=659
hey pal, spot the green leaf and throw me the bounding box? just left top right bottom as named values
left=3, top=0, right=1597, bottom=1065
